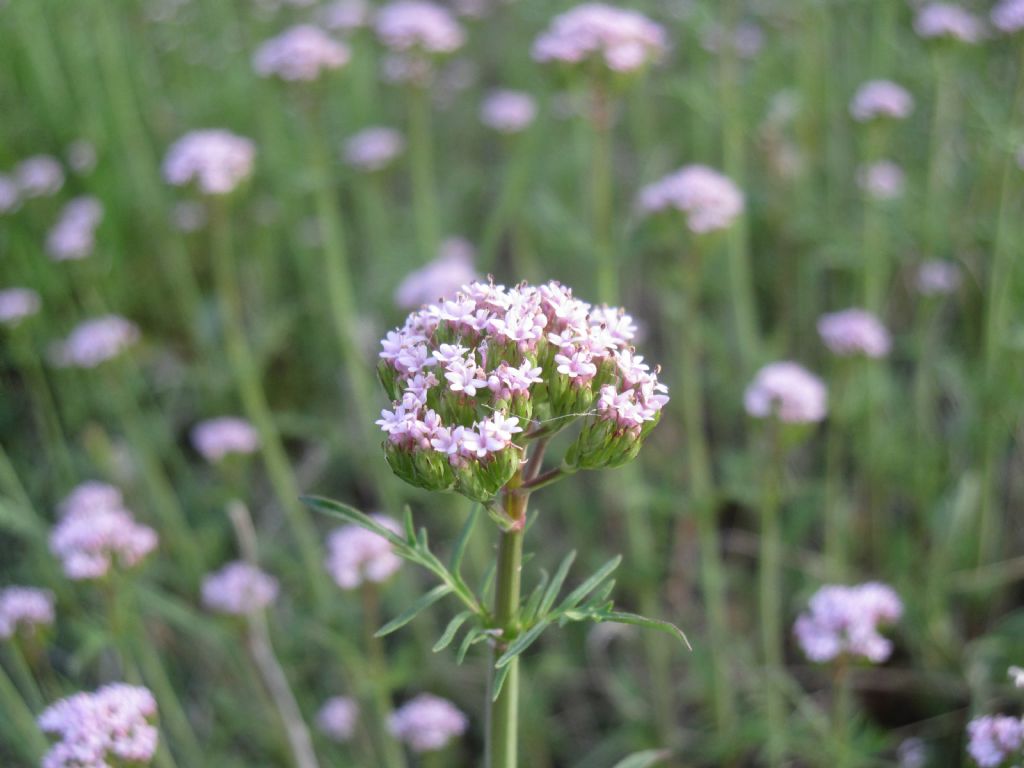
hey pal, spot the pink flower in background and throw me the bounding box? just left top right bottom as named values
left=394, top=237, right=479, bottom=308
left=191, top=417, right=260, bottom=462
left=46, top=196, right=104, bottom=261
left=966, top=715, right=1024, bottom=767
left=202, top=561, right=280, bottom=614
left=638, top=165, right=744, bottom=233
left=532, top=4, right=668, bottom=73
left=16, top=155, right=64, bottom=198
left=914, top=3, right=985, bottom=42
left=389, top=694, right=468, bottom=752
left=39, top=684, right=159, bottom=767
left=794, top=582, right=903, bottom=663
left=319, top=0, right=370, bottom=31
left=0, top=586, right=55, bottom=640
left=744, top=362, right=827, bottom=423
left=50, top=483, right=158, bottom=580
left=375, top=1, right=465, bottom=54
left=857, top=161, right=905, bottom=201
left=316, top=696, right=359, bottom=742
left=849, top=80, right=914, bottom=122
left=817, top=309, right=892, bottom=358
left=66, top=140, right=97, bottom=174
left=0, top=288, right=41, bottom=327
left=344, top=126, right=406, bottom=172
left=51, top=315, right=140, bottom=368
left=325, top=515, right=403, bottom=589
left=915, top=260, right=961, bottom=296
left=992, top=0, right=1024, bottom=33
left=480, top=90, right=537, bottom=133
left=0, top=174, right=19, bottom=213
left=253, top=25, right=351, bottom=81
left=163, top=130, right=256, bottom=195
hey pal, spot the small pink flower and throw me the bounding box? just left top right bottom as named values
left=857, top=161, right=905, bottom=201
left=794, top=582, right=903, bottom=664
left=744, top=362, right=827, bottom=423
left=163, top=130, right=256, bottom=195
left=16, top=155, right=64, bottom=198
left=914, top=3, right=985, bottom=42
left=202, top=561, right=279, bottom=614
left=388, top=694, right=468, bottom=753
left=253, top=25, right=351, bottom=81
left=344, top=127, right=405, bottom=172
left=325, top=515, right=403, bottom=589
left=817, top=309, right=892, bottom=358
left=0, top=288, right=41, bottom=327
left=638, top=165, right=744, bottom=233
left=849, top=80, right=914, bottom=122
left=480, top=90, right=537, bottom=134
left=191, top=417, right=260, bottom=463
left=51, top=315, right=139, bottom=368
left=317, top=696, right=359, bottom=742
left=375, top=1, right=465, bottom=54
left=992, top=0, right=1024, bottom=33
left=532, top=4, right=667, bottom=74
left=0, top=586, right=55, bottom=640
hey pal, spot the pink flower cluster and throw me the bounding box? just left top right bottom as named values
left=202, top=561, right=280, bottom=615
left=38, top=683, right=159, bottom=768
left=480, top=90, right=537, bottom=134
left=0, top=287, right=41, bottom=327
left=532, top=4, right=668, bottom=74
left=794, top=582, right=903, bottom=663
left=377, top=281, right=666, bottom=495
left=992, top=0, right=1024, bottom=33
left=394, top=237, right=478, bottom=309
left=47, top=196, right=104, bottom=261
left=325, top=515, right=403, bottom=589
left=16, top=155, right=65, bottom=198
left=320, top=0, right=370, bottom=32
left=915, top=260, right=961, bottom=296
left=316, top=696, right=359, bottom=742
left=375, top=1, right=465, bottom=54
left=638, top=165, right=744, bottom=234
left=163, top=130, right=256, bottom=195
left=191, top=417, right=260, bottom=463
left=857, top=160, right=905, bottom=201
left=744, top=362, right=828, bottom=423
left=817, top=309, right=892, bottom=358
left=344, top=126, right=406, bottom=172
left=52, top=315, right=140, bottom=368
left=967, top=715, right=1024, bottom=767
left=49, top=482, right=158, bottom=580
left=388, top=694, right=468, bottom=753
left=253, top=25, right=351, bottom=81
left=914, top=3, right=985, bottom=43
left=0, top=586, right=55, bottom=640
left=849, top=80, right=914, bottom=122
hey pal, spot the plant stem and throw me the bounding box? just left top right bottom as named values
left=590, top=85, right=616, bottom=304
left=759, top=426, right=786, bottom=766
left=834, top=659, right=853, bottom=768
left=861, top=124, right=888, bottom=313
left=5, top=640, right=44, bottom=713
left=361, top=584, right=407, bottom=768
left=0, top=659, right=48, bottom=763
left=409, top=86, right=440, bottom=261
left=210, top=202, right=327, bottom=606
left=825, top=362, right=850, bottom=579
left=486, top=484, right=526, bottom=768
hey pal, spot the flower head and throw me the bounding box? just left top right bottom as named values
left=0, top=586, right=55, bottom=640
left=320, top=0, right=371, bottom=31
left=49, top=482, right=157, bottom=580
left=344, top=126, right=406, bottom=172
left=915, top=260, right=961, bottom=296
left=993, top=0, right=1024, bottom=33
left=794, top=582, right=903, bottom=663
left=16, top=155, right=64, bottom=198
left=394, top=237, right=478, bottom=309
left=163, top=130, right=256, bottom=195
left=857, top=161, right=905, bottom=201
left=914, top=3, right=985, bottom=42
left=480, top=90, right=537, bottom=134
left=817, top=309, right=892, bottom=358
left=375, top=1, right=465, bottom=54
left=51, top=315, right=139, bottom=368
left=191, top=417, right=260, bottom=463
left=253, top=25, right=351, bottom=81
left=47, top=196, right=104, bottom=261
left=325, top=515, right=403, bottom=589
left=849, top=80, right=914, bottom=122
left=744, top=362, right=827, bottom=423
left=532, top=4, right=668, bottom=74
left=39, top=684, right=159, bottom=767
left=317, top=696, right=359, bottom=742
left=0, top=288, right=41, bottom=327
left=202, top=561, right=279, bottom=614
left=388, top=694, right=468, bottom=753
left=377, top=280, right=666, bottom=500
left=967, top=715, right=1024, bottom=767
left=638, top=165, right=744, bottom=233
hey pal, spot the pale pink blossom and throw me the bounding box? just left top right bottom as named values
left=817, top=309, right=892, bottom=358
left=163, top=130, right=256, bottom=195
left=915, top=260, right=961, bottom=296
left=375, top=1, right=465, bottom=54
left=317, top=696, right=359, bottom=742
left=849, top=80, right=914, bottom=122
left=857, top=160, right=905, bottom=200
left=967, top=715, right=1024, bottom=767
left=480, top=90, right=537, bottom=133
left=191, top=417, right=260, bottom=462
left=344, top=127, right=405, bottom=172
left=914, top=3, right=985, bottom=42
left=202, top=561, right=279, bottom=614
left=52, top=315, right=139, bottom=368
left=388, top=694, right=468, bottom=753
left=325, top=515, right=403, bottom=589
left=320, top=0, right=370, bottom=31
left=47, top=197, right=103, bottom=261
left=16, top=155, right=64, bottom=198
left=794, top=582, right=903, bottom=663
left=532, top=4, right=667, bottom=73
left=744, top=362, right=827, bottom=423
left=0, top=288, right=41, bottom=327
left=0, top=587, right=55, bottom=640
left=253, top=25, right=351, bottom=81
left=394, top=238, right=479, bottom=308
left=993, top=0, right=1024, bottom=33
left=638, top=165, right=744, bottom=233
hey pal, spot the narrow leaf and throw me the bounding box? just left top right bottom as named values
left=302, top=496, right=405, bottom=547
left=457, top=626, right=490, bottom=664
left=490, top=663, right=512, bottom=702
left=611, top=749, right=672, bottom=768
left=540, top=550, right=576, bottom=617
left=557, top=555, right=622, bottom=612
left=375, top=584, right=452, bottom=638
left=403, top=505, right=416, bottom=544
left=495, top=619, right=552, bottom=668
left=433, top=611, right=473, bottom=653
left=450, top=505, right=480, bottom=575
left=521, top=572, right=550, bottom=626
left=600, top=611, right=691, bottom=650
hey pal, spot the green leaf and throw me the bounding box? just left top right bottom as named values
left=302, top=496, right=405, bottom=548
left=490, top=663, right=512, bottom=702
left=433, top=611, right=473, bottom=653
left=403, top=505, right=416, bottom=544
left=540, top=550, right=576, bottom=617
left=520, top=571, right=550, bottom=626
left=611, top=749, right=672, bottom=768
left=457, top=626, right=490, bottom=664
left=598, top=611, right=691, bottom=650
left=449, top=505, right=479, bottom=575
left=495, top=618, right=553, bottom=668
left=375, top=584, right=452, bottom=638
left=556, top=555, right=622, bottom=612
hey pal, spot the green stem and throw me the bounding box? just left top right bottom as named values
left=590, top=85, right=616, bottom=304
left=210, top=202, right=327, bottom=606
left=5, top=640, right=44, bottom=713
left=861, top=125, right=888, bottom=313
left=759, top=427, right=786, bottom=766
left=834, top=660, right=853, bottom=768
left=480, top=129, right=540, bottom=275
left=0, top=659, right=48, bottom=763
left=409, top=86, right=440, bottom=261
left=925, top=52, right=956, bottom=257
left=486, top=486, right=526, bottom=768
left=361, top=584, right=407, bottom=768
left=825, top=363, right=850, bottom=579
